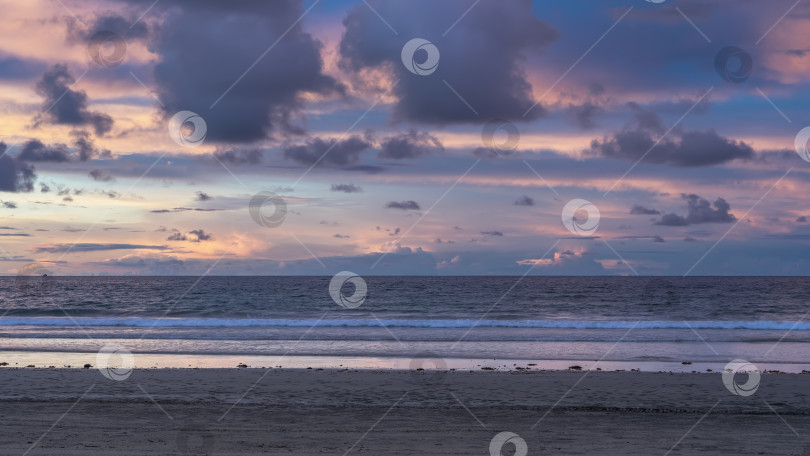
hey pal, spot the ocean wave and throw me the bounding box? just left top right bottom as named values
left=0, top=317, right=809, bottom=330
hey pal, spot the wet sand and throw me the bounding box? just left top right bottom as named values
left=0, top=368, right=808, bottom=455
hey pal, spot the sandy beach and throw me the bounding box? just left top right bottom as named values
left=0, top=368, right=807, bottom=455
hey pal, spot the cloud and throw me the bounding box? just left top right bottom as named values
left=797, top=216, right=807, bottom=223
left=339, top=0, right=557, bottom=124
left=514, top=195, right=534, bottom=207
left=331, top=183, right=363, bottom=193
left=89, top=169, right=114, bottom=182
left=213, top=148, right=263, bottom=165
left=0, top=144, right=36, bottom=192
left=378, top=129, right=443, bottom=159
left=33, top=243, right=168, bottom=253
left=141, top=0, right=341, bottom=142
left=481, top=231, right=504, bottom=236
left=655, top=194, right=736, bottom=226
left=2, top=201, right=17, bottom=209
left=150, top=207, right=224, bottom=213
left=188, top=229, right=212, bottom=242
left=283, top=136, right=371, bottom=167
left=386, top=200, right=420, bottom=210
left=589, top=104, right=754, bottom=167
left=32, top=64, right=113, bottom=135
left=568, top=102, right=602, bottom=129
left=195, top=191, right=212, bottom=201
left=167, top=232, right=186, bottom=241
left=17, top=140, right=71, bottom=162
left=630, top=205, right=660, bottom=215
left=652, top=235, right=665, bottom=243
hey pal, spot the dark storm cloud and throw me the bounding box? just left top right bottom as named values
left=630, top=205, right=660, bottom=215
left=331, top=184, right=363, bottom=193
left=283, top=136, right=371, bottom=167
left=213, top=148, right=263, bottom=165
left=72, top=130, right=111, bottom=161
left=33, top=243, right=168, bottom=253
left=89, top=169, right=114, bottom=182
left=33, top=65, right=113, bottom=135
left=589, top=104, right=754, bottom=167
left=16, top=140, right=71, bottom=162
left=378, top=130, right=443, bottom=159
left=655, top=194, right=736, bottom=226
left=481, top=231, right=504, bottom=237
left=514, top=195, right=534, bottom=207
left=340, top=0, right=557, bottom=124
left=137, top=0, right=340, bottom=142
left=386, top=200, right=420, bottom=210
left=797, top=216, right=807, bottom=223
left=195, top=191, right=212, bottom=201
left=0, top=144, right=36, bottom=192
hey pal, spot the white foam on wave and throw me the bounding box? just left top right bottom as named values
left=0, top=317, right=808, bottom=330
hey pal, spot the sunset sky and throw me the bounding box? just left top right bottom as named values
left=1, top=0, right=810, bottom=275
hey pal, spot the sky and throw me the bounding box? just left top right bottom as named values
left=1, top=0, right=810, bottom=276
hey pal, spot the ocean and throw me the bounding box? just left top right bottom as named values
left=1, top=276, right=808, bottom=372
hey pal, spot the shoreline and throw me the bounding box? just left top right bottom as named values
left=2, top=350, right=809, bottom=373
left=0, top=369, right=808, bottom=455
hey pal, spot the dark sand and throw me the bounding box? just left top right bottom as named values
left=0, top=368, right=808, bottom=455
